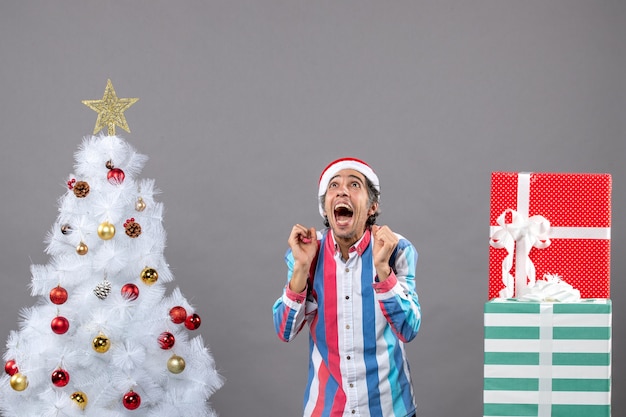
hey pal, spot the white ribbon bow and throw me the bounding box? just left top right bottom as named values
left=490, top=209, right=551, bottom=298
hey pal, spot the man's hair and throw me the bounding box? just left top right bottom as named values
left=320, top=176, right=380, bottom=228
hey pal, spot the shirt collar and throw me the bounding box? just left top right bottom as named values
left=330, top=228, right=371, bottom=256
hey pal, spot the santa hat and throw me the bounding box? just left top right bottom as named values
left=317, top=157, right=380, bottom=217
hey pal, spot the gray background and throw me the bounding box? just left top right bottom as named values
left=0, top=1, right=624, bottom=416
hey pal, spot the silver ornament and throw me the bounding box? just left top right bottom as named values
left=94, top=278, right=112, bottom=300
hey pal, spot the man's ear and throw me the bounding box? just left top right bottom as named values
left=368, top=202, right=379, bottom=216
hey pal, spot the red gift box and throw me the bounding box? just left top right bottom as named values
left=488, top=172, right=611, bottom=299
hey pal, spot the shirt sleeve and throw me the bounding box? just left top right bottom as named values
left=272, top=249, right=318, bottom=342
left=372, top=237, right=422, bottom=343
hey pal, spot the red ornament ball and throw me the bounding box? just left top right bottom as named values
left=51, top=316, right=70, bottom=334
left=121, top=283, right=139, bottom=301
left=185, top=313, right=202, bottom=330
left=169, top=306, right=187, bottom=324
left=49, top=286, right=68, bottom=305
left=107, top=168, right=125, bottom=185
left=123, top=390, right=141, bottom=410
left=51, top=368, right=70, bottom=387
left=4, top=359, right=18, bottom=376
left=158, top=332, right=175, bottom=350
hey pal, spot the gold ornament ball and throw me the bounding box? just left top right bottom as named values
left=140, top=267, right=158, bottom=285
left=92, top=334, right=111, bottom=353
left=70, top=391, right=88, bottom=410
left=167, top=354, right=186, bottom=374
left=135, top=197, right=146, bottom=212
left=97, top=221, right=116, bottom=240
left=9, top=373, right=28, bottom=391
left=76, top=242, right=89, bottom=255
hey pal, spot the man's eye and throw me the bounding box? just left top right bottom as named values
left=351, top=182, right=360, bottom=188
left=329, top=183, right=338, bottom=188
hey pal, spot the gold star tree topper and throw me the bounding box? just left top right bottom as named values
left=82, top=79, right=139, bottom=136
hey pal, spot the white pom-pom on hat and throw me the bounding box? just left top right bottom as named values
left=317, top=157, right=380, bottom=217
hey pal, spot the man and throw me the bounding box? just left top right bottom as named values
left=273, top=157, right=422, bottom=417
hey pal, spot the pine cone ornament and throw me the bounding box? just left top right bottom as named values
left=124, top=218, right=142, bottom=238
left=73, top=181, right=90, bottom=198
left=93, top=279, right=112, bottom=300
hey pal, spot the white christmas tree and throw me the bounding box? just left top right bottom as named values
left=0, top=80, right=223, bottom=417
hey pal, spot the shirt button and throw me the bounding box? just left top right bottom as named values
left=346, top=355, right=351, bottom=360
left=351, top=410, right=356, bottom=414
left=349, top=383, right=354, bottom=388
left=345, top=295, right=350, bottom=300
left=346, top=325, right=350, bottom=329
left=345, top=268, right=350, bottom=273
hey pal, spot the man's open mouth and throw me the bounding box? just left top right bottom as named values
left=334, top=203, right=353, bottom=226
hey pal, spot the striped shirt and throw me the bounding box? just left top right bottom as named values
left=273, top=228, right=421, bottom=417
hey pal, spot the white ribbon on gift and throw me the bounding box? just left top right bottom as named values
left=538, top=303, right=554, bottom=417
left=489, top=172, right=611, bottom=298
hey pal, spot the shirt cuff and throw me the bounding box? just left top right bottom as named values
left=285, top=284, right=307, bottom=304
left=373, top=270, right=398, bottom=294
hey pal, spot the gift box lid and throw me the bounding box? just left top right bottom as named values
left=490, top=172, right=611, bottom=228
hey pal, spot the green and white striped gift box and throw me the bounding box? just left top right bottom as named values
left=483, top=299, right=611, bottom=417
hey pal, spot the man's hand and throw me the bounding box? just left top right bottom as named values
left=372, top=225, right=398, bottom=281
left=287, top=224, right=318, bottom=292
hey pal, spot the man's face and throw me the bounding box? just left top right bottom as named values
left=323, top=169, right=377, bottom=245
